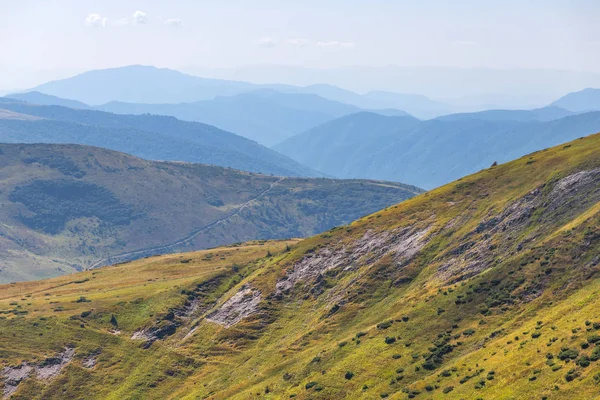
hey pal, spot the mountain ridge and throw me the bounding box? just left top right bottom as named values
left=0, top=99, right=321, bottom=177
left=275, top=110, right=600, bottom=189
left=0, top=142, right=422, bottom=282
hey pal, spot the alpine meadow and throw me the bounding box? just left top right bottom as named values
left=1, top=2, right=600, bottom=399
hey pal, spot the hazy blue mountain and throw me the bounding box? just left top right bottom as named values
left=0, top=100, right=321, bottom=177
left=434, top=106, right=575, bottom=122
left=360, top=91, right=452, bottom=119
left=274, top=111, right=600, bottom=189
left=549, top=88, right=600, bottom=112
left=97, top=89, right=365, bottom=146
left=185, top=64, right=600, bottom=106
left=7, top=91, right=90, bottom=109
left=275, top=84, right=446, bottom=119
left=30, top=65, right=262, bottom=105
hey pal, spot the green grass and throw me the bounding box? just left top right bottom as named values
left=1, top=133, right=600, bottom=399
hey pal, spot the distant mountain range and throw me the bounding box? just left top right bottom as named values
left=96, top=89, right=374, bottom=146
left=7, top=91, right=90, bottom=109
left=0, top=143, right=422, bottom=282
left=550, top=88, right=600, bottom=112
left=0, top=99, right=320, bottom=177
left=274, top=110, right=600, bottom=189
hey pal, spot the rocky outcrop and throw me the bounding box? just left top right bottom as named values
left=1, top=347, right=74, bottom=397
left=276, top=225, right=432, bottom=295
left=206, top=286, right=262, bottom=328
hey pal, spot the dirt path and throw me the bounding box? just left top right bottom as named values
left=88, top=177, right=286, bottom=269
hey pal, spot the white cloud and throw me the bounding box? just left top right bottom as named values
left=256, top=37, right=279, bottom=48
left=316, top=41, right=355, bottom=49
left=165, top=18, right=184, bottom=28
left=85, top=13, right=107, bottom=28
left=287, top=38, right=309, bottom=46
left=132, top=10, right=148, bottom=25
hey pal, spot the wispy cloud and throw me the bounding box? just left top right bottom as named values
left=132, top=10, right=148, bottom=25
left=165, top=18, right=184, bottom=28
left=316, top=41, right=355, bottom=49
left=256, top=37, right=279, bottom=48
left=85, top=13, right=107, bottom=28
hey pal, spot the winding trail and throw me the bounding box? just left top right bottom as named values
left=88, top=177, right=286, bottom=269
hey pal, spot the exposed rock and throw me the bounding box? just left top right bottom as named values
left=131, top=322, right=179, bottom=348
left=82, top=356, right=97, bottom=369
left=438, top=189, right=542, bottom=283
left=1, top=348, right=74, bottom=397
left=2, top=364, right=33, bottom=397
left=437, top=169, right=600, bottom=284
left=550, top=168, right=600, bottom=198
left=35, top=347, right=75, bottom=379
left=276, top=225, right=432, bottom=294
left=545, top=168, right=600, bottom=215
left=206, top=285, right=262, bottom=328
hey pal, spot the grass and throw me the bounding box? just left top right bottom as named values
left=1, top=133, right=599, bottom=399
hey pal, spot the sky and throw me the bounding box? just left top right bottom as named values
left=1, top=0, right=599, bottom=89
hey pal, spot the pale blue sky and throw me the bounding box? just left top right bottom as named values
left=1, top=0, right=599, bottom=89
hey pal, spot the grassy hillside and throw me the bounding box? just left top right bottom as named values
left=274, top=111, right=600, bottom=189
left=0, top=99, right=320, bottom=178
left=1, top=133, right=600, bottom=399
left=0, top=143, right=422, bottom=283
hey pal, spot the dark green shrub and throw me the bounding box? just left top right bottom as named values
left=344, top=371, right=354, bottom=380
left=557, top=347, right=579, bottom=361
left=385, top=336, right=396, bottom=345
left=577, top=356, right=591, bottom=368
left=377, top=321, right=393, bottom=330
left=587, top=334, right=600, bottom=344
left=442, top=386, right=454, bottom=393
left=565, top=369, right=580, bottom=382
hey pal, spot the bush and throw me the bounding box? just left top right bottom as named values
left=587, top=334, right=600, bottom=344
left=385, top=336, right=396, bottom=345
left=577, top=356, right=591, bottom=367
left=565, top=369, right=580, bottom=382
left=557, top=347, right=579, bottom=361
left=377, top=321, right=393, bottom=330
left=442, top=386, right=454, bottom=394
left=344, top=371, right=354, bottom=380
left=305, top=381, right=318, bottom=390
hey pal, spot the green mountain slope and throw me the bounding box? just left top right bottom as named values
left=0, top=100, right=320, bottom=178
left=0, top=143, right=422, bottom=283
left=274, top=111, right=600, bottom=189
left=1, top=133, right=599, bottom=399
